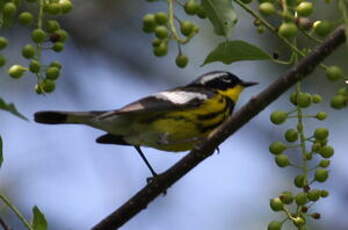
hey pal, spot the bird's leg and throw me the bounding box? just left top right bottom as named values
left=134, top=146, right=158, bottom=180
left=216, top=146, right=220, bottom=154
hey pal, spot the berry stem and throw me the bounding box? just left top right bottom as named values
left=167, top=0, right=195, bottom=44
left=299, top=28, right=323, bottom=44
left=0, top=193, right=33, bottom=230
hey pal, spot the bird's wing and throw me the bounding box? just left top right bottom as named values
left=96, top=87, right=214, bottom=120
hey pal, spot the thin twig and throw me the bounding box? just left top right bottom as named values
left=0, top=216, right=11, bottom=230
left=91, top=26, right=346, bottom=230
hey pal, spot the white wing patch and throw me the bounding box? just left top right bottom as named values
left=199, top=72, right=227, bottom=84
left=154, top=91, right=207, bottom=104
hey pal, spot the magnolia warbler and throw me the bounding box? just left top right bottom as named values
left=34, top=71, right=257, bottom=176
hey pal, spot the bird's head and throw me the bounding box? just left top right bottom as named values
left=189, top=71, right=258, bottom=101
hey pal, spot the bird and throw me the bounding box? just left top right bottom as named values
left=34, top=71, right=257, bottom=177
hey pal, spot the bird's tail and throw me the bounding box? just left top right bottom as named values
left=34, top=111, right=106, bottom=124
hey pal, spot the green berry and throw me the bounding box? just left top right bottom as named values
left=319, top=159, right=330, bottom=168
left=312, top=143, right=321, bottom=154
left=284, top=129, right=298, bottom=142
left=304, top=152, right=313, bottom=160
left=197, top=5, right=207, bottom=19
left=314, top=128, right=329, bottom=140
left=41, top=79, right=56, bottom=93
left=155, top=12, right=168, bottom=25
left=52, top=42, right=64, bottom=52
left=3, top=2, right=17, bottom=17
left=267, top=221, right=282, bottom=230
left=320, top=190, right=329, bottom=197
left=269, top=141, right=287, bottom=155
left=60, top=0, right=73, bottom=14
left=331, top=95, right=346, bottom=109
left=35, top=84, right=43, bottom=94
left=312, top=94, right=322, bottom=103
left=55, top=29, right=68, bottom=42
left=49, top=61, right=62, bottom=69
left=275, top=154, right=290, bottom=167
left=8, top=65, right=27, bottom=79
left=22, top=44, right=36, bottom=59
left=315, top=169, right=329, bottom=182
left=270, top=110, right=288, bottom=125
left=154, top=26, right=169, bottom=39
left=0, top=55, right=6, bottom=67
left=326, top=66, right=343, bottom=81
left=315, top=112, right=327, bottom=120
left=297, top=92, right=311, bottom=108
left=46, top=67, right=60, bottom=80
left=257, top=25, right=266, bottom=34
left=259, top=2, right=276, bottom=16
left=281, top=11, right=294, bottom=22
left=29, top=60, right=40, bottom=73
left=270, top=197, right=284, bottom=211
left=180, top=21, right=194, bottom=36
left=320, top=145, right=334, bottom=158
left=278, top=22, right=298, bottom=39
left=184, top=0, right=200, bottom=15
left=175, top=54, right=189, bottom=68
left=0, top=37, right=8, bottom=50
left=296, top=2, right=313, bottom=17
left=153, top=42, right=168, bottom=57
left=307, top=189, right=321, bottom=201
left=143, top=14, right=156, bottom=33
left=337, top=87, right=348, bottom=96
left=313, top=20, right=332, bottom=37
left=152, top=38, right=162, bottom=47
left=294, top=174, right=306, bottom=188
left=293, top=217, right=305, bottom=227
left=46, top=3, right=61, bottom=15
left=32, top=29, right=47, bottom=43
left=295, top=192, right=308, bottom=205
left=46, top=20, right=60, bottom=33
left=18, top=12, right=34, bottom=25
left=279, top=191, right=293, bottom=204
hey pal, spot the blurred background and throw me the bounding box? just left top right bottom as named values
left=0, top=0, right=347, bottom=229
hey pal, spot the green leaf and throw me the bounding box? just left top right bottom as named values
left=202, top=40, right=272, bottom=65
left=0, top=97, right=28, bottom=121
left=201, top=0, right=238, bottom=36
left=0, top=136, right=3, bottom=168
left=32, top=206, right=48, bottom=230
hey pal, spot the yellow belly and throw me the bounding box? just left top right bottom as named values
left=124, top=95, right=232, bottom=152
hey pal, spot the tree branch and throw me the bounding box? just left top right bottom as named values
left=92, top=26, right=346, bottom=230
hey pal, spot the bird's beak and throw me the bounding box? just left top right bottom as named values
left=241, top=81, right=258, bottom=87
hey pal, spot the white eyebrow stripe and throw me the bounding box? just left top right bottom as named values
left=199, top=72, right=227, bottom=84
left=154, top=91, right=207, bottom=104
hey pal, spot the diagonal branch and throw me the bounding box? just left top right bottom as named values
left=92, top=26, right=346, bottom=230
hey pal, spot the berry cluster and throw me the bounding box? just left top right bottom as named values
left=267, top=90, right=335, bottom=229
left=241, top=0, right=333, bottom=39
left=331, top=87, right=348, bottom=109
left=1, top=0, right=72, bottom=94
left=143, top=0, right=206, bottom=68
